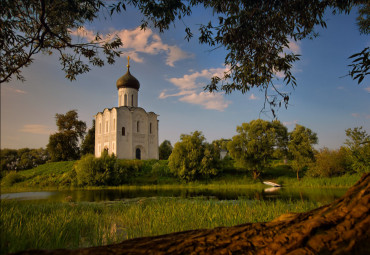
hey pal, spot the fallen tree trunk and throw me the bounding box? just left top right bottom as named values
left=13, top=173, right=370, bottom=255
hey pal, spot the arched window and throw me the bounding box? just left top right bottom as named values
left=137, top=121, right=140, bottom=132
left=131, top=94, right=134, bottom=106
left=150, top=122, right=152, bottom=134
left=136, top=148, right=141, bottom=160
left=122, top=127, right=125, bottom=136
left=124, top=94, right=127, bottom=106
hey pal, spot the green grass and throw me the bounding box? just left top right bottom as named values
left=1, top=160, right=362, bottom=194
left=0, top=198, right=324, bottom=255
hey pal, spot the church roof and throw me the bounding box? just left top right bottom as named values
left=116, top=57, right=140, bottom=90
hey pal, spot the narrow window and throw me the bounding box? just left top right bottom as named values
left=131, top=94, right=134, bottom=106
left=150, top=122, right=152, bottom=134
left=99, top=122, right=102, bottom=134
left=113, top=118, right=116, bottom=131
left=124, top=94, right=127, bottom=106
left=105, top=121, right=108, bottom=133
left=137, top=121, right=139, bottom=132
left=122, top=127, right=125, bottom=136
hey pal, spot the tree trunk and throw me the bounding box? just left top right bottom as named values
left=13, top=174, right=370, bottom=255
left=297, top=169, right=300, bottom=181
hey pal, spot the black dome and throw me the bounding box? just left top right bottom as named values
left=116, top=69, right=140, bottom=90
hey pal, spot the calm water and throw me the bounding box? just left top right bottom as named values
left=0, top=187, right=347, bottom=203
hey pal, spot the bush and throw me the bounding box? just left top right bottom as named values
left=74, top=153, right=145, bottom=186
left=169, top=131, right=219, bottom=182
left=1, top=171, right=23, bottom=186
left=151, top=160, right=171, bottom=177
left=74, top=154, right=100, bottom=186
left=307, top=147, right=351, bottom=177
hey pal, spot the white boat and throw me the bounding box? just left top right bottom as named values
left=263, top=181, right=281, bottom=187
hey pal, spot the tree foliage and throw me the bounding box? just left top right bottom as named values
left=307, top=147, right=351, bottom=177
left=0, top=0, right=122, bottom=83
left=344, top=127, right=370, bottom=173
left=288, top=124, right=318, bottom=180
left=0, top=148, right=49, bottom=174
left=81, top=120, right=95, bottom=156
left=2, top=0, right=368, bottom=114
left=227, top=119, right=288, bottom=180
left=47, top=110, right=86, bottom=161
left=158, top=140, right=173, bottom=160
left=168, top=131, right=218, bottom=181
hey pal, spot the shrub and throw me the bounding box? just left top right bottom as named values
left=74, top=154, right=100, bottom=186
left=307, top=147, right=351, bottom=177
left=151, top=160, right=171, bottom=177
left=1, top=171, right=23, bottom=186
left=169, top=131, right=219, bottom=182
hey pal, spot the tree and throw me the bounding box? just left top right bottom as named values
left=168, top=131, right=218, bottom=181
left=307, top=147, right=351, bottom=177
left=288, top=124, right=318, bottom=180
left=81, top=120, right=95, bottom=156
left=2, top=1, right=368, bottom=114
left=158, top=140, right=173, bottom=160
left=227, top=119, right=288, bottom=180
left=1, top=0, right=122, bottom=83
left=47, top=110, right=86, bottom=161
left=344, top=127, right=370, bottom=173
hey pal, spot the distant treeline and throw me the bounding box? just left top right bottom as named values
left=1, top=148, right=50, bottom=173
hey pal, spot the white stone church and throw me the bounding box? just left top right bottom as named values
left=94, top=57, right=159, bottom=160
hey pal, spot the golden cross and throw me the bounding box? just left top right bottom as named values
left=127, top=56, right=130, bottom=70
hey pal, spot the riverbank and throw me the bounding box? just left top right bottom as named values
left=1, top=160, right=362, bottom=193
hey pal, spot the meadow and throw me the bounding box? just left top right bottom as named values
left=1, top=197, right=325, bottom=255
left=0, top=160, right=363, bottom=254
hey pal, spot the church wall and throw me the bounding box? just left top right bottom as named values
left=116, top=107, right=133, bottom=159
left=147, top=113, right=159, bottom=159
left=118, top=88, right=138, bottom=107
left=132, top=108, right=148, bottom=160
left=94, top=109, right=117, bottom=157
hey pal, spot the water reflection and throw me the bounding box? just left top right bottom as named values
left=1, top=187, right=347, bottom=203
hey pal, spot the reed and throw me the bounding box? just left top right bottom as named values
left=1, top=198, right=323, bottom=255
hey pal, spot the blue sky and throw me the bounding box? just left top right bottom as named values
left=1, top=6, right=369, bottom=150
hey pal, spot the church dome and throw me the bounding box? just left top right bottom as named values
left=116, top=69, right=140, bottom=90
left=116, top=56, right=140, bottom=90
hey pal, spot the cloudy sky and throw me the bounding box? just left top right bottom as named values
left=1, top=5, right=369, bottom=150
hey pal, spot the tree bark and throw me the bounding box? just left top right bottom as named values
left=13, top=173, right=370, bottom=255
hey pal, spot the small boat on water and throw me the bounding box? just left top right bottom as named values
left=263, top=181, right=281, bottom=187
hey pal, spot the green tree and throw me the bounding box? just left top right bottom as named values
left=227, top=119, right=288, bottom=180
left=308, top=147, right=351, bottom=177
left=344, top=127, right=370, bottom=173
left=47, top=110, right=86, bottom=161
left=1, top=0, right=122, bottom=83
left=159, top=140, right=173, bottom=160
left=81, top=120, right=95, bottom=156
left=168, top=131, right=218, bottom=181
left=288, top=124, right=318, bottom=180
left=2, top=1, right=368, bottom=113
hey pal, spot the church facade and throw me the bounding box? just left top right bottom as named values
left=94, top=58, right=159, bottom=160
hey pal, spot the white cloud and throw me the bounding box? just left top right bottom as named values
left=71, top=27, right=192, bottom=67
left=337, top=86, right=345, bottom=90
left=287, top=40, right=301, bottom=54
left=351, top=113, right=360, bottom=118
left=365, top=87, right=370, bottom=93
left=249, top=93, right=258, bottom=100
left=19, top=124, right=53, bottom=135
left=160, top=67, right=231, bottom=111
left=283, top=120, right=298, bottom=127
left=2, top=86, right=27, bottom=94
